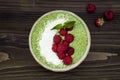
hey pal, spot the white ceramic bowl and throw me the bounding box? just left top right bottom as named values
left=29, top=10, right=91, bottom=72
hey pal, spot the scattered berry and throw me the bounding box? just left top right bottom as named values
left=52, top=43, right=58, bottom=52
left=65, top=34, right=74, bottom=43
left=57, top=44, right=68, bottom=53
left=63, top=56, right=72, bottom=65
left=95, top=18, right=104, bottom=27
left=104, top=10, right=115, bottom=20
left=53, top=35, right=61, bottom=44
left=57, top=52, right=66, bottom=60
left=87, top=3, right=96, bottom=13
left=59, top=28, right=67, bottom=36
left=66, top=26, right=73, bottom=31
left=67, top=47, right=74, bottom=56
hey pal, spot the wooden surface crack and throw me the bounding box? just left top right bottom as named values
left=0, top=52, right=10, bottom=62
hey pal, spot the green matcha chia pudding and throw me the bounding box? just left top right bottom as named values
left=29, top=10, right=91, bottom=72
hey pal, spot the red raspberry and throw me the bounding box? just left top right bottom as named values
left=53, top=35, right=61, bottom=44
left=57, top=43, right=68, bottom=53
left=57, top=52, right=66, bottom=60
left=52, top=43, right=58, bottom=52
left=59, top=28, right=67, bottom=36
left=63, top=56, right=72, bottom=65
left=104, top=10, right=115, bottom=20
left=65, top=34, right=74, bottom=43
left=66, top=26, right=73, bottom=31
left=67, top=47, right=74, bottom=56
left=62, top=40, right=69, bottom=46
left=87, top=3, right=96, bottom=13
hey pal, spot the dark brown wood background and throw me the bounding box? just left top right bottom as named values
left=0, top=0, right=120, bottom=80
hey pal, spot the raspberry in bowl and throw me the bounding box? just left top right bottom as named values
left=29, top=10, right=91, bottom=72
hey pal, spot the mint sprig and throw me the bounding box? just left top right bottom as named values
left=51, top=24, right=62, bottom=30
left=63, top=21, right=75, bottom=28
left=51, top=21, right=75, bottom=30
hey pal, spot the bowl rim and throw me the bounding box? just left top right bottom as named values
left=29, top=10, right=91, bottom=72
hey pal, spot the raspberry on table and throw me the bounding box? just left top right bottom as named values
left=104, top=10, right=115, bottom=20
left=87, top=3, right=96, bottom=13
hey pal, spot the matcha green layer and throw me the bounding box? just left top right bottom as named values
left=30, top=11, right=89, bottom=69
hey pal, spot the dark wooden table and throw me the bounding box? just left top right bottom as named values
left=0, top=0, right=120, bottom=80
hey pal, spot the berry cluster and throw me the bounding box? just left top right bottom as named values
left=87, top=3, right=115, bottom=27
left=52, top=27, right=74, bottom=65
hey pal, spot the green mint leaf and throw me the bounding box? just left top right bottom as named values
left=63, top=21, right=75, bottom=28
left=51, top=24, right=63, bottom=30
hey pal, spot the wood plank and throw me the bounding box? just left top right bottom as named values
left=0, top=1, right=119, bottom=12
left=0, top=12, right=120, bottom=31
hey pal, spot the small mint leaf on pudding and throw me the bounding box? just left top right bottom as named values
left=63, top=21, right=75, bottom=29
left=51, top=24, right=62, bottom=30
left=51, top=21, right=75, bottom=30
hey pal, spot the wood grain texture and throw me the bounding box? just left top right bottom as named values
left=0, top=0, right=120, bottom=80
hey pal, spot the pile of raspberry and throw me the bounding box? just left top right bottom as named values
left=52, top=27, right=74, bottom=65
